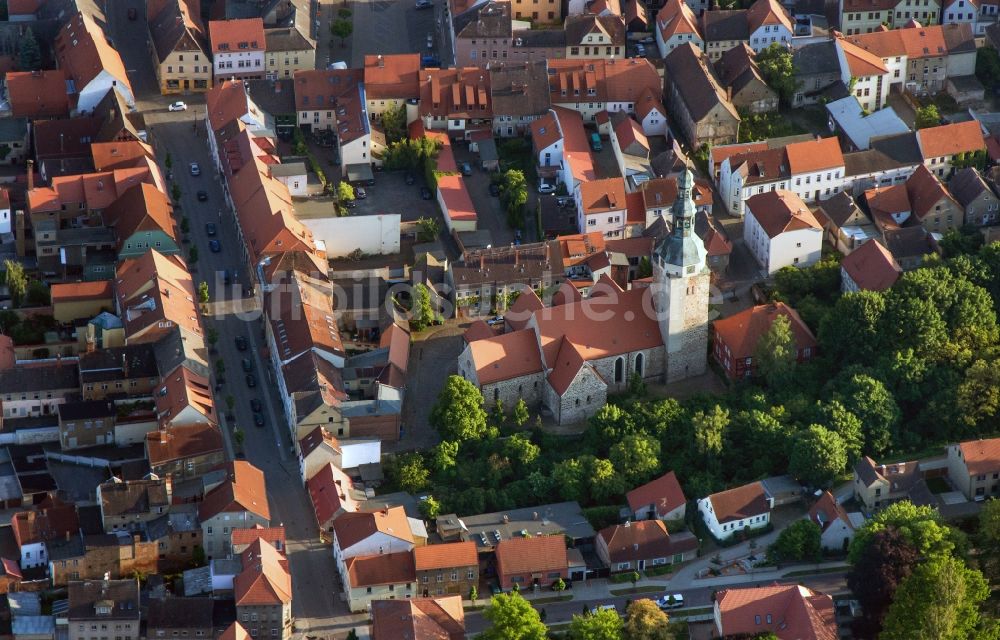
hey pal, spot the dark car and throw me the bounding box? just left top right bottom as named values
left=355, top=186, right=368, bottom=199
left=489, top=182, right=500, bottom=197
left=127, top=7, right=138, bottom=20
left=235, top=336, right=248, bottom=351
left=344, top=198, right=357, bottom=208
left=250, top=398, right=263, bottom=412
left=208, top=239, right=221, bottom=253
left=205, top=222, right=217, bottom=236
left=253, top=413, right=265, bottom=427
left=245, top=374, right=257, bottom=388
left=421, top=55, right=441, bottom=68
left=420, top=186, right=432, bottom=200
left=197, top=190, right=208, bottom=202
left=223, top=271, right=232, bottom=286
left=241, top=358, right=253, bottom=372
left=460, top=161, right=473, bottom=176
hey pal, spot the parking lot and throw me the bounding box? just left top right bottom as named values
left=350, top=0, right=444, bottom=67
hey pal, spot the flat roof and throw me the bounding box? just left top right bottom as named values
left=447, top=501, right=595, bottom=551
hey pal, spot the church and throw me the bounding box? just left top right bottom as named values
left=457, top=169, right=711, bottom=424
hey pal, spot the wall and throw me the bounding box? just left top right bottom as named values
left=265, top=48, right=316, bottom=80
left=202, top=513, right=269, bottom=559
left=339, top=440, right=381, bottom=469
left=480, top=371, right=546, bottom=413
left=214, top=51, right=266, bottom=81
left=697, top=497, right=770, bottom=541
left=301, top=214, right=400, bottom=258
left=156, top=48, right=212, bottom=94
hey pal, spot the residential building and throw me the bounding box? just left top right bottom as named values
left=792, top=41, right=843, bottom=106
left=148, top=507, right=203, bottom=571
left=298, top=427, right=380, bottom=482
left=655, top=0, right=704, bottom=57
left=917, top=120, right=986, bottom=177
left=950, top=166, right=1000, bottom=229
left=626, top=471, right=688, bottom=523
left=0, top=362, right=80, bottom=419
left=576, top=177, right=628, bottom=238
left=417, top=67, right=492, bottom=138
left=57, top=400, right=115, bottom=451
left=145, top=597, right=215, bottom=640
left=78, top=344, right=159, bottom=401
left=840, top=239, right=901, bottom=293
left=840, top=0, right=897, bottom=33
left=97, top=476, right=172, bottom=532
left=546, top=58, right=661, bottom=123
left=865, top=164, right=964, bottom=235
left=596, top=521, right=698, bottom=572
left=743, top=190, right=824, bottom=274
left=809, top=491, right=863, bottom=551
left=102, top=182, right=179, bottom=260
left=154, top=365, right=216, bottom=430
left=370, top=597, right=465, bottom=640
left=892, top=0, right=941, bottom=24
left=711, top=302, right=818, bottom=380
left=307, top=463, right=361, bottom=532
left=714, top=585, right=838, bottom=639
left=342, top=551, right=415, bottom=612
left=883, top=226, right=939, bottom=270
left=67, top=579, right=140, bottom=640
left=494, top=535, right=568, bottom=590
left=697, top=482, right=773, bottom=541
left=413, top=542, right=478, bottom=597
left=700, top=0, right=793, bottom=60
left=332, top=507, right=415, bottom=569
left=146, top=424, right=226, bottom=481
left=232, top=527, right=286, bottom=555
left=149, top=0, right=212, bottom=94
left=448, top=241, right=563, bottom=316
left=209, top=18, right=266, bottom=81
left=452, top=1, right=514, bottom=67
left=635, top=87, right=669, bottom=137
left=49, top=533, right=158, bottom=587
left=715, top=44, right=778, bottom=114
left=363, top=54, right=421, bottom=120
left=264, top=26, right=315, bottom=79
left=946, top=437, right=1000, bottom=501
left=0, top=119, right=29, bottom=168
left=853, top=455, right=923, bottom=510
left=813, top=191, right=878, bottom=253
left=114, top=250, right=202, bottom=345
left=841, top=131, right=924, bottom=195
left=436, top=502, right=595, bottom=559
left=489, top=61, right=551, bottom=137
left=55, top=13, right=135, bottom=113
left=943, top=0, right=1000, bottom=35
left=662, top=44, right=740, bottom=148
left=826, top=96, right=909, bottom=151
left=293, top=69, right=371, bottom=172
left=564, top=14, right=626, bottom=58
left=198, top=461, right=270, bottom=558
left=12, top=500, right=80, bottom=569
left=50, top=281, right=114, bottom=325
left=5, top=70, right=71, bottom=120
left=234, top=539, right=292, bottom=640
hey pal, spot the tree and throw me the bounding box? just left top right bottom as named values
left=500, top=169, right=528, bottom=228
left=198, top=281, right=210, bottom=304
left=637, top=256, right=653, bottom=279
left=164, top=153, right=173, bottom=171
left=188, top=246, right=199, bottom=264
left=215, top=359, right=225, bottom=377
left=848, top=500, right=958, bottom=564
left=589, top=457, right=625, bottom=503
left=3, top=260, right=26, bottom=307
left=977, top=499, right=1000, bottom=581
left=431, top=440, right=459, bottom=472
left=18, top=28, right=40, bottom=71
left=225, top=395, right=236, bottom=415
left=380, top=102, right=407, bottom=144
left=568, top=609, right=624, bottom=640
left=205, top=327, right=218, bottom=349
left=552, top=458, right=588, bottom=502
left=410, top=283, right=435, bottom=331
left=915, top=103, right=941, bottom=129
left=480, top=592, right=548, bottom=640
left=880, top=555, right=989, bottom=640
left=753, top=314, right=797, bottom=388
left=416, top=216, right=440, bottom=243
left=470, top=585, right=478, bottom=601
left=815, top=400, right=864, bottom=464
left=171, top=182, right=182, bottom=202
left=553, top=578, right=566, bottom=592
left=847, top=528, right=920, bottom=638
left=828, top=372, right=899, bottom=456
left=429, top=375, right=489, bottom=441
left=418, top=495, right=440, bottom=520
left=767, top=519, right=821, bottom=563
left=976, top=46, right=1000, bottom=91
left=623, top=599, right=674, bottom=640
left=789, top=425, right=846, bottom=488
left=692, top=405, right=728, bottom=458
left=330, top=18, right=353, bottom=46
left=609, top=434, right=661, bottom=486
left=503, top=433, right=540, bottom=468
left=512, top=398, right=530, bottom=427
left=756, top=43, right=797, bottom=105
left=390, top=452, right=430, bottom=493
left=345, top=631, right=358, bottom=640
left=337, top=181, right=355, bottom=202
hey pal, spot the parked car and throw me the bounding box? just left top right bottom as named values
left=197, top=190, right=208, bottom=201
left=634, top=43, right=647, bottom=57
left=538, top=181, right=555, bottom=194
left=235, top=335, right=248, bottom=351
left=426, top=33, right=434, bottom=49
left=421, top=55, right=441, bottom=67
left=655, top=594, right=684, bottom=610
left=241, top=358, right=253, bottom=372
left=460, top=161, right=473, bottom=176
left=420, top=186, right=432, bottom=200
left=343, top=198, right=357, bottom=208
left=205, top=222, right=217, bottom=236
left=589, top=133, right=602, bottom=151
left=246, top=374, right=257, bottom=388
left=639, top=35, right=655, bottom=44
left=405, top=172, right=416, bottom=185
left=168, top=101, right=187, bottom=112
left=355, top=186, right=368, bottom=199
left=416, top=0, right=433, bottom=8
left=250, top=398, right=263, bottom=412
left=489, top=182, right=500, bottom=197
left=253, top=413, right=265, bottom=427
left=189, top=162, right=201, bottom=176
left=208, top=239, right=221, bottom=253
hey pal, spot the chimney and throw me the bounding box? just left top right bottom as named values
left=122, top=353, right=129, bottom=378
left=480, top=254, right=486, bottom=270
left=726, top=86, right=732, bottom=102
left=26, top=160, right=34, bottom=191
left=515, top=250, right=520, bottom=266
left=159, top=430, right=168, bottom=444
left=378, top=54, right=384, bottom=67
left=65, top=530, right=70, bottom=541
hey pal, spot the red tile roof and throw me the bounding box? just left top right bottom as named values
left=371, top=597, right=465, bottom=640
left=598, top=520, right=698, bottom=564
left=957, top=437, right=1000, bottom=476
left=437, top=174, right=477, bottom=223
left=746, top=0, right=793, bottom=32
left=530, top=110, right=562, bottom=153
left=746, top=190, right=822, bottom=239
left=554, top=106, right=596, bottom=184
left=809, top=491, right=854, bottom=533
left=917, top=120, right=985, bottom=160
left=198, top=461, right=270, bottom=521
left=154, top=364, right=215, bottom=428
left=495, top=535, right=568, bottom=578
left=785, top=137, right=844, bottom=174
left=50, top=280, right=113, bottom=304
left=5, top=70, right=70, bottom=118
left=466, top=329, right=544, bottom=385
left=146, top=423, right=223, bottom=466
left=307, top=463, right=359, bottom=526
left=836, top=37, right=888, bottom=76
left=364, top=54, right=421, bottom=100
left=12, top=500, right=79, bottom=547
left=234, top=538, right=291, bottom=605
left=705, top=481, right=770, bottom=524
left=54, top=13, right=133, bottom=100
left=626, top=471, right=687, bottom=518
left=333, top=506, right=413, bottom=551
left=346, top=550, right=416, bottom=587
left=716, top=584, right=837, bottom=640
left=209, top=18, right=265, bottom=53
left=219, top=622, right=250, bottom=640
left=546, top=339, right=590, bottom=396
left=840, top=240, right=900, bottom=292
left=579, top=178, right=627, bottom=214
left=231, top=526, right=287, bottom=552
left=713, top=302, right=817, bottom=363
left=414, top=542, right=478, bottom=571
left=657, top=0, right=702, bottom=42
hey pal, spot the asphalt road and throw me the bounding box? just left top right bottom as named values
left=463, top=570, right=849, bottom=634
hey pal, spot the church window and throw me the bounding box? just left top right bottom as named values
left=635, top=353, right=644, bottom=377
left=614, top=357, right=624, bottom=383
left=494, top=388, right=499, bottom=402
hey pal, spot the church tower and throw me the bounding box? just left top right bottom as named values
left=652, top=168, right=710, bottom=383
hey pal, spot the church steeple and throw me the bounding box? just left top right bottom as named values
left=653, top=167, right=707, bottom=277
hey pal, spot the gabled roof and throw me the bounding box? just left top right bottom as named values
left=579, top=178, right=627, bottom=214
left=598, top=520, right=698, bottom=563
left=785, top=137, right=845, bottom=174
left=626, top=471, right=687, bottom=518
left=949, top=167, right=995, bottom=206
left=564, top=14, right=626, bottom=46
left=419, top=67, right=492, bottom=119
left=114, top=249, right=201, bottom=341
left=363, top=54, right=421, bottom=101
left=746, top=0, right=793, bottom=33
left=209, top=17, right=265, bottom=53
left=150, top=0, right=207, bottom=63
left=809, top=491, right=855, bottom=533
left=916, top=120, right=985, bottom=160
left=905, top=164, right=958, bottom=220
left=704, top=481, right=770, bottom=524
left=712, top=302, right=817, bottom=361
left=840, top=240, right=900, bottom=292
left=307, top=462, right=359, bottom=525
left=90, top=141, right=155, bottom=171
left=231, top=526, right=287, bottom=552
left=837, top=37, right=888, bottom=77
left=956, top=437, right=1000, bottom=476
left=371, top=597, right=465, bottom=640
left=465, top=329, right=544, bottom=385
left=546, top=339, right=592, bottom=396
left=664, top=43, right=740, bottom=123
left=219, top=623, right=250, bottom=640
left=332, top=506, right=413, bottom=551
left=716, top=585, right=838, bottom=640
left=54, top=12, right=132, bottom=100
left=5, top=70, right=70, bottom=119
left=234, top=539, right=291, bottom=605
left=701, top=9, right=750, bottom=41
left=12, top=500, right=79, bottom=547
left=547, top=59, right=661, bottom=107
left=198, top=461, right=270, bottom=521
left=413, top=541, right=478, bottom=571
left=746, top=190, right=822, bottom=238
left=495, top=535, right=568, bottom=576
left=146, top=423, right=224, bottom=467
left=346, top=551, right=415, bottom=588
left=154, top=363, right=215, bottom=427
left=103, top=182, right=176, bottom=246
left=657, top=0, right=702, bottom=42
left=489, top=61, right=551, bottom=118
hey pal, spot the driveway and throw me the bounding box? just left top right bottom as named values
left=396, top=323, right=466, bottom=453
left=349, top=0, right=442, bottom=67
left=151, top=113, right=352, bottom=631
left=452, top=145, right=519, bottom=245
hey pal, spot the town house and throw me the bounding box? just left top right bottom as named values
left=697, top=481, right=772, bottom=541
left=209, top=18, right=266, bottom=81
left=414, top=542, right=479, bottom=597
left=596, top=520, right=698, bottom=572
left=97, top=476, right=172, bottom=532
left=663, top=44, right=740, bottom=148
left=234, top=539, right=293, bottom=640
left=494, top=535, right=568, bottom=590
left=712, top=302, right=818, bottom=380
left=67, top=579, right=140, bottom=640
left=198, top=461, right=270, bottom=559
left=743, top=190, right=824, bottom=274
left=626, top=471, right=688, bottom=523
left=951, top=167, right=1000, bottom=231
left=148, top=0, right=212, bottom=94
left=840, top=240, right=902, bottom=293
left=946, top=437, right=1000, bottom=501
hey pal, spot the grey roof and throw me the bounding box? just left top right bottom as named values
left=264, top=26, right=314, bottom=52
left=149, top=0, right=207, bottom=64
left=844, top=131, right=922, bottom=176
left=151, top=326, right=210, bottom=379
left=182, top=567, right=212, bottom=597
left=58, top=400, right=113, bottom=421
left=268, top=162, right=306, bottom=177
left=793, top=40, right=840, bottom=76
left=942, top=22, right=976, bottom=54
left=702, top=9, right=749, bottom=41
left=11, top=615, right=54, bottom=636
left=816, top=191, right=863, bottom=227
left=0, top=118, right=29, bottom=143
left=246, top=79, right=297, bottom=119
left=78, top=343, right=159, bottom=384
left=47, top=534, right=85, bottom=562
left=8, top=593, right=41, bottom=617
left=884, top=226, right=936, bottom=260
left=489, top=61, right=551, bottom=118
left=147, top=598, right=214, bottom=630
left=513, top=28, right=566, bottom=48
left=564, top=14, right=625, bottom=46
left=827, top=96, right=909, bottom=151
left=0, top=362, right=79, bottom=394
left=949, top=167, right=993, bottom=206
left=455, top=0, right=511, bottom=39
left=664, top=43, right=739, bottom=123
left=448, top=501, right=596, bottom=550
left=654, top=169, right=708, bottom=269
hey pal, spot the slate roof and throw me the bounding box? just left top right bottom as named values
left=663, top=43, right=739, bottom=122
